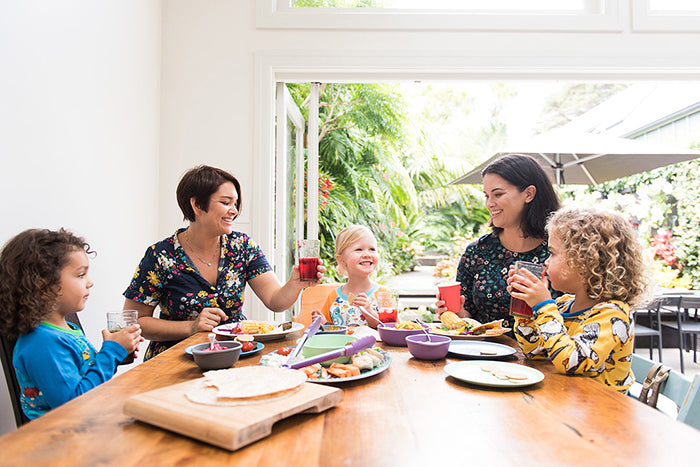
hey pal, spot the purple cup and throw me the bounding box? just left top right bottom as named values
left=405, top=334, right=451, bottom=360
left=377, top=322, right=430, bottom=347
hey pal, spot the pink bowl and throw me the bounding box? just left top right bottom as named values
left=377, top=322, right=429, bottom=347
left=405, top=334, right=451, bottom=360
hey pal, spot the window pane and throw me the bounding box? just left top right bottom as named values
left=649, top=0, right=700, bottom=13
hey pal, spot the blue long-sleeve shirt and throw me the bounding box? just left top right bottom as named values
left=13, top=321, right=127, bottom=419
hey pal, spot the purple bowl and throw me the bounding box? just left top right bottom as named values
left=377, top=322, right=429, bottom=347
left=405, top=334, right=451, bottom=360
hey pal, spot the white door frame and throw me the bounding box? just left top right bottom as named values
left=250, top=50, right=700, bottom=319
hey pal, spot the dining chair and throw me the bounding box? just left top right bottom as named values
left=662, top=295, right=700, bottom=374
left=632, top=297, right=665, bottom=361
left=629, top=353, right=700, bottom=430
left=296, top=283, right=339, bottom=326
left=0, top=312, right=83, bottom=428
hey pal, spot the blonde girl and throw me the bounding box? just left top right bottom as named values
left=312, top=225, right=391, bottom=328
left=507, top=207, right=648, bottom=393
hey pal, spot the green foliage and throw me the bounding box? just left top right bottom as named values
left=559, top=154, right=700, bottom=289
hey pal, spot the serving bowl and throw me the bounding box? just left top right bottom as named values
left=405, top=334, right=451, bottom=360
left=302, top=334, right=357, bottom=365
left=377, top=322, right=429, bottom=347
left=191, top=340, right=242, bottom=370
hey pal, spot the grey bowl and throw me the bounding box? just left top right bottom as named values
left=191, top=340, right=242, bottom=370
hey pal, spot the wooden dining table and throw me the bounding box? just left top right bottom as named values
left=1, top=328, right=698, bottom=466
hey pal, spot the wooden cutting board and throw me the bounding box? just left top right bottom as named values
left=123, top=380, right=343, bottom=451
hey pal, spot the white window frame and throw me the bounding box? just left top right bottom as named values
left=256, top=0, right=623, bottom=31
left=632, top=0, right=700, bottom=32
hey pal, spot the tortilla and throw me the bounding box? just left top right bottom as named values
left=185, top=366, right=307, bottom=406
left=471, top=320, right=509, bottom=336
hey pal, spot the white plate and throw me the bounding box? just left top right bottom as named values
left=310, top=349, right=391, bottom=384
left=212, top=322, right=304, bottom=342
left=260, top=348, right=392, bottom=384
left=184, top=342, right=265, bottom=357
left=447, top=341, right=516, bottom=359
left=444, top=361, right=544, bottom=388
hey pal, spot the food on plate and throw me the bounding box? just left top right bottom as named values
left=470, top=319, right=511, bottom=336
left=240, top=320, right=275, bottom=334
left=439, top=311, right=467, bottom=332
left=261, top=346, right=386, bottom=381
left=480, top=364, right=529, bottom=381
left=395, top=321, right=423, bottom=330
left=235, top=334, right=254, bottom=343
left=240, top=341, right=256, bottom=352
left=185, top=366, right=306, bottom=406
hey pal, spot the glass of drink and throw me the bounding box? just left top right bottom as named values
left=297, top=239, right=320, bottom=281
left=376, top=290, right=398, bottom=323
left=509, top=261, right=546, bottom=318
left=438, top=281, right=461, bottom=314
left=106, top=310, right=138, bottom=364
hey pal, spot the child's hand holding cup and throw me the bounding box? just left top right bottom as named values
left=105, top=310, right=141, bottom=364
left=508, top=261, right=546, bottom=318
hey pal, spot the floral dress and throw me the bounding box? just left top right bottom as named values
left=123, top=228, right=271, bottom=360
left=456, top=232, right=553, bottom=329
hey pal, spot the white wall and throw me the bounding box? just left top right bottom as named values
left=0, top=0, right=161, bottom=435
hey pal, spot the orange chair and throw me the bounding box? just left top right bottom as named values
left=295, top=283, right=339, bottom=326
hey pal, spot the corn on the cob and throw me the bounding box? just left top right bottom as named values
left=440, top=311, right=466, bottom=331
left=241, top=320, right=275, bottom=334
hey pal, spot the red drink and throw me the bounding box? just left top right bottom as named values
left=509, top=261, right=545, bottom=318
left=378, top=308, right=398, bottom=323
left=509, top=297, right=533, bottom=318
left=299, top=257, right=320, bottom=281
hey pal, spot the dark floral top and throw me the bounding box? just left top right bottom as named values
left=456, top=232, right=555, bottom=329
left=123, top=228, right=272, bottom=360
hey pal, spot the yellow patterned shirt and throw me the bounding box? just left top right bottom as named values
left=514, top=294, right=634, bottom=393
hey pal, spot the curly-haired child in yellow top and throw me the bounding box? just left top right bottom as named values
left=507, top=207, right=649, bottom=393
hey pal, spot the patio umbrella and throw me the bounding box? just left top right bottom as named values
left=451, top=129, right=700, bottom=186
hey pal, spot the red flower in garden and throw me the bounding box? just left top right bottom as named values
left=651, top=230, right=678, bottom=267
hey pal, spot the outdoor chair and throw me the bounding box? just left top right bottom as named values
left=632, top=297, right=667, bottom=361
left=629, top=353, right=700, bottom=430
left=662, top=295, right=700, bottom=374
left=296, top=283, right=339, bottom=326
left=0, top=312, right=83, bottom=428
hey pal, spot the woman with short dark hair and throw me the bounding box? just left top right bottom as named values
left=437, top=154, right=561, bottom=329
left=123, top=165, right=323, bottom=360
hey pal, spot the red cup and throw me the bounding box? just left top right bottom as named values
left=376, top=291, right=398, bottom=323
left=509, top=261, right=545, bottom=318
left=438, top=282, right=461, bottom=314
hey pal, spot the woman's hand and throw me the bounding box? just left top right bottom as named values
left=190, top=307, right=228, bottom=334
left=435, top=294, right=467, bottom=318
left=310, top=309, right=327, bottom=325
left=507, top=265, right=551, bottom=308
left=102, top=324, right=143, bottom=354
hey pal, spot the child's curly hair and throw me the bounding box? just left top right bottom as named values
left=0, top=228, right=94, bottom=338
left=547, top=207, right=649, bottom=309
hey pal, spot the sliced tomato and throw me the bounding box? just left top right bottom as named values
left=276, top=347, right=293, bottom=356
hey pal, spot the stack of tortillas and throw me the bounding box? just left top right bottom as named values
left=186, top=366, right=307, bottom=406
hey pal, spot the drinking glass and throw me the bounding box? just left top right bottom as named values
left=509, top=261, right=546, bottom=318
left=106, top=310, right=138, bottom=364
left=297, top=239, right=320, bottom=281
left=376, top=290, right=398, bottom=323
